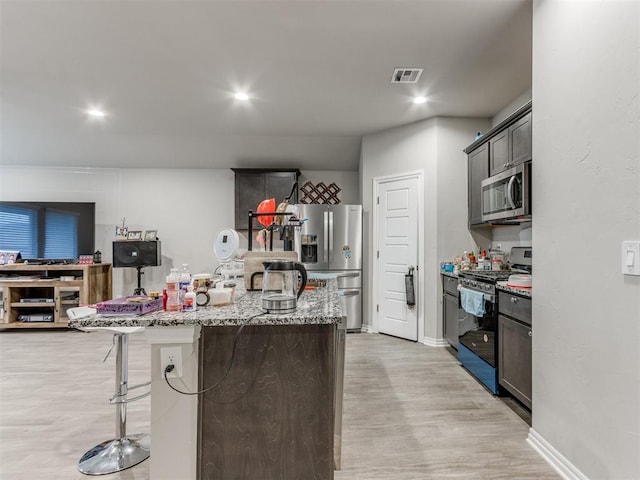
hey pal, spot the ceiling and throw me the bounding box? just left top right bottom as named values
left=0, top=0, right=532, bottom=172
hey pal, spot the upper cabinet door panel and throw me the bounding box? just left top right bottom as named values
left=235, top=172, right=266, bottom=231
left=233, top=169, right=299, bottom=231
left=509, top=112, right=532, bottom=168
left=468, top=143, right=489, bottom=226
left=489, top=129, right=509, bottom=177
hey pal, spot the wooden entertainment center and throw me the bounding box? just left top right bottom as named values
left=0, top=263, right=112, bottom=330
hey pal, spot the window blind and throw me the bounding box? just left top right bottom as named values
left=0, top=204, right=38, bottom=258
left=44, top=210, right=78, bottom=259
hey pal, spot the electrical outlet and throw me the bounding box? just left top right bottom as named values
left=160, top=346, right=183, bottom=378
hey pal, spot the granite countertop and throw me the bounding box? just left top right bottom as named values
left=68, top=278, right=343, bottom=329
left=496, top=282, right=532, bottom=298
left=440, top=268, right=532, bottom=298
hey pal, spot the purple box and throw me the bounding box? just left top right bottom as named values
left=96, top=296, right=163, bottom=316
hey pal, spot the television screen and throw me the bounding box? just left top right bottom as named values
left=0, top=201, right=95, bottom=262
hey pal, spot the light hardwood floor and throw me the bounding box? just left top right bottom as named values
left=0, top=330, right=559, bottom=480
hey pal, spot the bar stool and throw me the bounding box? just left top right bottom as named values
left=68, top=307, right=151, bottom=475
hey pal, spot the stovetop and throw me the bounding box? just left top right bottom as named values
left=459, top=264, right=532, bottom=283
left=458, top=266, right=532, bottom=296
left=458, top=270, right=512, bottom=283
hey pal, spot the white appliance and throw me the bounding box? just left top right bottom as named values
left=214, top=228, right=246, bottom=279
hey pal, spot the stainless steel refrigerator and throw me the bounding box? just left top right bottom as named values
left=295, top=204, right=362, bottom=331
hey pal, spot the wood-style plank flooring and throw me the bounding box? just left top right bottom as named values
left=0, top=330, right=559, bottom=480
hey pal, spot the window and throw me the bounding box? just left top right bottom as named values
left=0, top=204, right=38, bottom=258
left=44, top=210, right=78, bottom=259
left=0, top=204, right=78, bottom=259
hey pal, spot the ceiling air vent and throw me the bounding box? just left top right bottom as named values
left=391, top=68, right=423, bottom=84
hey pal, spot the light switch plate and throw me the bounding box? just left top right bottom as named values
left=621, top=241, right=640, bottom=275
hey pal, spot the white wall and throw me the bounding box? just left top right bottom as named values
left=532, top=2, right=640, bottom=479
left=492, top=88, right=532, bottom=127
left=360, top=116, right=490, bottom=342
left=0, top=166, right=359, bottom=297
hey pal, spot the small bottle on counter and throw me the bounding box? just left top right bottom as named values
left=183, top=285, right=196, bottom=312
left=179, top=264, right=192, bottom=309
left=165, top=268, right=181, bottom=312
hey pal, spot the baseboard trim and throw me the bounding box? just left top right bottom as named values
left=527, top=428, right=589, bottom=480
left=360, top=324, right=375, bottom=334
left=421, top=336, right=448, bottom=347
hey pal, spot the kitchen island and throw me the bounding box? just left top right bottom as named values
left=69, top=279, right=345, bottom=480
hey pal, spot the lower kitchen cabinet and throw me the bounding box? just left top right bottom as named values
left=442, top=274, right=459, bottom=348
left=498, top=291, right=532, bottom=409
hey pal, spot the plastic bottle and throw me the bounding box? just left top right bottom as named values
left=461, top=251, right=471, bottom=270
left=165, top=268, right=181, bottom=312
left=179, top=264, right=191, bottom=309
left=183, top=285, right=196, bottom=312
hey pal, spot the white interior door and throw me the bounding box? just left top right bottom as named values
left=376, top=175, right=419, bottom=341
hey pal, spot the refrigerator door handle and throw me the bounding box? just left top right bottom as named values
left=323, top=211, right=329, bottom=262
left=339, top=289, right=360, bottom=298
left=337, top=272, right=360, bottom=279
left=328, top=211, right=334, bottom=263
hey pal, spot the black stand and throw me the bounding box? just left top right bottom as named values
left=133, top=266, right=146, bottom=295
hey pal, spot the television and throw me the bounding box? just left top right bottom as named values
left=0, top=201, right=95, bottom=263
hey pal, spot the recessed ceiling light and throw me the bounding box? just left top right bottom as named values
left=413, top=96, right=427, bottom=105
left=86, top=108, right=107, bottom=118
left=234, top=92, right=249, bottom=101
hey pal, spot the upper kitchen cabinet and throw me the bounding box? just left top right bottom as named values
left=467, top=143, right=489, bottom=226
left=489, top=112, right=532, bottom=176
left=464, top=101, right=532, bottom=227
left=232, top=168, right=300, bottom=231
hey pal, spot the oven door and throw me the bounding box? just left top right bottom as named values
left=458, top=288, right=497, bottom=367
left=481, top=163, right=530, bottom=222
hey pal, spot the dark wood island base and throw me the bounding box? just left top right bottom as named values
left=198, top=324, right=336, bottom=480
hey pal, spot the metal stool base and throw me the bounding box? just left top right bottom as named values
left=78, top=433, right=150, bottom=475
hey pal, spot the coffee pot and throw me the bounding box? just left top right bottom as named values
left=261, top=260, right=307, bottom=313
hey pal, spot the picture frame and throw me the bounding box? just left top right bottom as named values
left=115, top=226, right=128, bottom=240
left=127, top=230, right=142, bottom=241
left=144, top=230, right=158, bottom=241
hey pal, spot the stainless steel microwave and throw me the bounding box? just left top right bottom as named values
left=481, top=162, right=531, bottom=223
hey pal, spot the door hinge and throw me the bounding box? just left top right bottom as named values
left=377, top=250, right=379, bottom=258
left=377, top=196, right=380, bottom=205
left=376, top=304, right=379, bottom=312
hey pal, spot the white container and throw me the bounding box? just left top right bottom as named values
left=208, top=287, right=232, bottom=306
left=183, top=286, right=196, bottom=311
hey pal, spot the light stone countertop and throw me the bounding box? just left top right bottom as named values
left=68, top=278, right=343, bottom=329
left=496, top=281, right=532, bottom=298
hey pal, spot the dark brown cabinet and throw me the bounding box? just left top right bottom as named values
left=488, top=129, right=509, bottom=177
left=467, top=143, right=489, bottom=226
left=464, top=101, right=532, bottom=227
left=498, top=291, right=532, bottom=409
left=489, top=111, right=532, bottom=177
left=510, top=112, right=532, bottom=168
left=232, top=168, right=300, bottom=231
left=442, top=275, right=460, bottom=349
